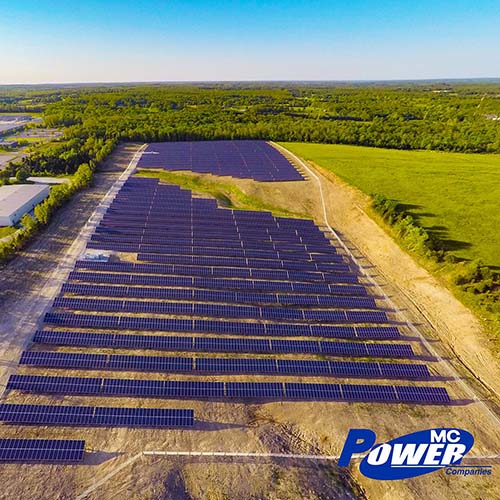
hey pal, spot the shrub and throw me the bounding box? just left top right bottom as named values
left=371, top=193, right=443, bottom=260
left=15, top=167, right=30, bottom=183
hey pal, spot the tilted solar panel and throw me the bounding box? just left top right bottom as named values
left=0, top=404, right=194, bottom=427
left=7, top=374, right=451, bottom=404
left=0, top=439, right=85, bottom=462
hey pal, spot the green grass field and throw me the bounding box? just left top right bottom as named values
left=281, top=142, right=500, bottom=268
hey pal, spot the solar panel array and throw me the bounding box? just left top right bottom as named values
left=51, top=296, right=387, bottom=322
left=61, top=283, right=374, bottom=307
left=0, top=404, right=194, bottom=428
left=6, top=375, right=451, bottom=404
left=42, top=313, right=400, bottom=338
left=33, top=330, right=414, bottom=358
left=6, top=174, right=450, bottom=440
left=0, top=439, right=85, bottom=462
left=19, top=351, right=430, bottom=379
left=137, top=140, right=304, bottom=182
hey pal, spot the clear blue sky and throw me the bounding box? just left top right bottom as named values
left=1, top=0, right=499, bottom=83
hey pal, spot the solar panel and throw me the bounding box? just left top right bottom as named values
left=341, top=384, right=398, bottom=402
left=226, top=382, right=283, bottom=399
left=19, top=351, right=107, bottom=370
left=8, top=374, right=451, bottom=404
left=7, top=374, right=102, bottom=395
left=0, top=439, right=85, bottom=462
left=285, top=383, right=342, bottom=400
left=108, top=355, right=193, bottom=372
left=395, top=386, right=451, bottom=404
left=196, top=357, right=278, bottom=374
left=0, top=404, right=194, bottom=427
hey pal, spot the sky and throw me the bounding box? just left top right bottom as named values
left=1, top=0, right=500, bottom=84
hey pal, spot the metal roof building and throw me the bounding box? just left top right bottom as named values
left=0, top=184, right=50, bottom=226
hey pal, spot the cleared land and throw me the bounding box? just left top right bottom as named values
left=280, top=142, right=500, bottom=268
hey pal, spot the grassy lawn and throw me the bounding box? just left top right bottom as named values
left=281, top=142, right=500, bottom=268
left=136, top=169, right=308, bottom=219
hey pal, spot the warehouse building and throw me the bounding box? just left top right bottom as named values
left=0, top=184, right=50, bottom=226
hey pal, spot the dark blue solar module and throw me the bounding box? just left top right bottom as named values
left=68, top=271, right=362, bottom=294
left=0, top=404, right=194, bottom=428
left=20, top=351, right=107, bottom=370
left=72, top=261, right=353, bottom=284
left=137, top=140, right=304, bottom=182
left=32, top=330, right=415, bottom=359
left=20, top=350, right=429, bottom=380
left=226, top=382, right=283, bottom=398
left=0, top=439, right=85, bottom=462
left=8, top=374, right=451, bottom=404
left=7, top=374, right=103, bottom=394
left=51, top=296, right=387, bottom=324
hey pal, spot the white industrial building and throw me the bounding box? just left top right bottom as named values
left=0, top=184, right=50, bottom=226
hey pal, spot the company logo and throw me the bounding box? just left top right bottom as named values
left=338, top=428, right=488, bottom=480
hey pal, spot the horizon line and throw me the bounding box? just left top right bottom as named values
left=1, top=77, right=500, bottom=87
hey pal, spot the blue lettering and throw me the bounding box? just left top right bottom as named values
left=338, top=429, right=377, bottom=467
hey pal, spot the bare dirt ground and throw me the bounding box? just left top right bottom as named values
left=0, top=145, right=499, bottom=500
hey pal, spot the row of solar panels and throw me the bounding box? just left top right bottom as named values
left=97, top=226, right=329, bottom=244
left=101, top=214, right=322, bottom=229
left=69, top=271, right=366, bottom=295
left=96, top=227, right=332, bottom=248
left=88, top=239, right=339, bottom=255
left=0, top=404, right=194, bottom=428
left=134, top=253, right=346, bottom=272
left=43, top=314, right=400, bottom=338
left=73, top=261, right=353, bottom=282
left=95, top=236, right=335, bottom=254
left=53, top=297, right=387, bottom=323
left=99, top=216, right=325, bottom=233
left=20, top=351, right=429, bottom=379
left=0, top=439, right=85, bottom=462
left=96, top=226, right=330, bottom=245
left=97, top=215, right=325, bottom=232
left=99, top=214, right=321, bottom=232
left=7, top=375, right=450, bottom=404
left=61, top=283, right=374, bottom=308
left=97, top=229, right=325, bottom=245
left=33, top=330, right=414, bottom=358
left=89, top=238, right=338, bottom=261
left=103, top=214, right=317, bottom=229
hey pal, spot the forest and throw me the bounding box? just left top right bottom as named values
left=1, top=81, right=500, bottom=177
